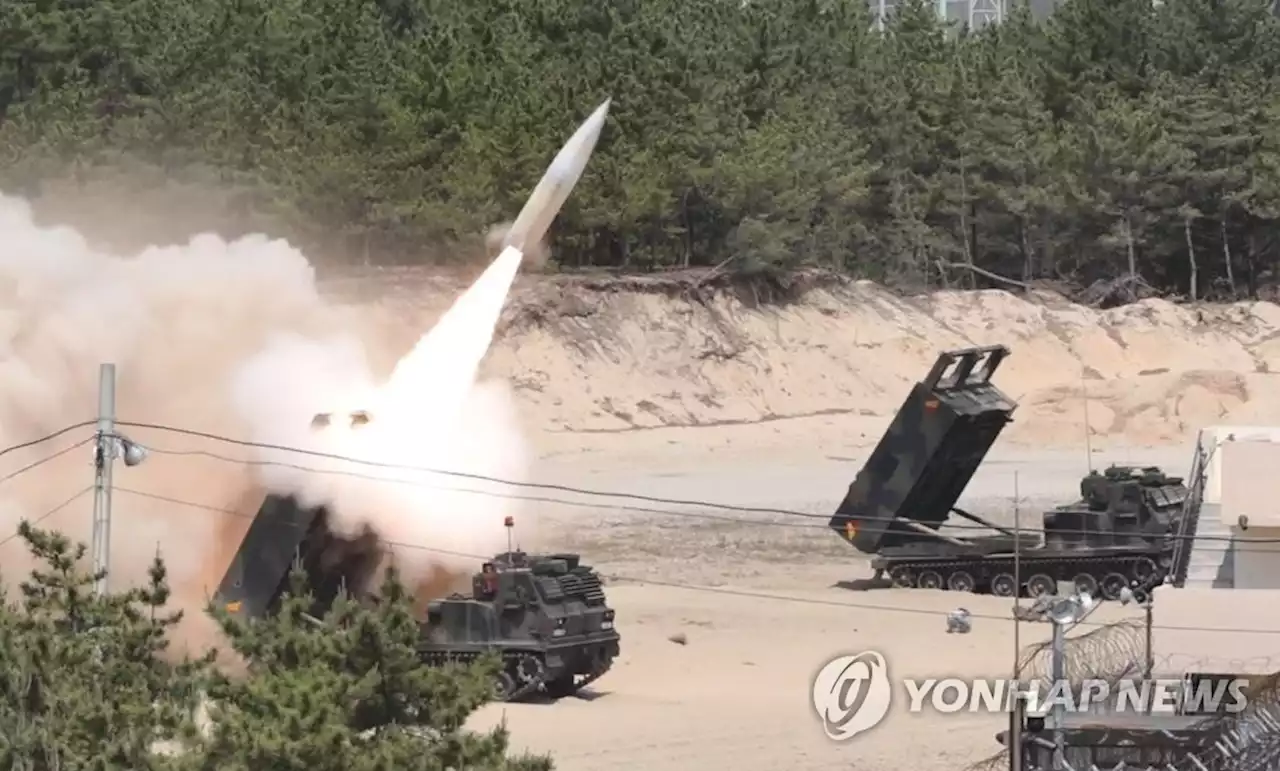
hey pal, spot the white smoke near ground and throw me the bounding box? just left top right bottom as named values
left=230, top=246, right=532, bottom=584
left=0, top=191, right=531, bottom=654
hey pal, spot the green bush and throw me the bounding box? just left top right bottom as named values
left=0, top=523, right=546, bottom=771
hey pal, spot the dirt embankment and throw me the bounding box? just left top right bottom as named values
left=328, top=268, right=1280, bottom=450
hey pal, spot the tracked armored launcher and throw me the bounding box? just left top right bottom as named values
left=215, top=495, right=619, bottom=701
left=828, top=345, right=1191, bottom=600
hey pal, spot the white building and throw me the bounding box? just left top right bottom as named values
left=866, top=0, right=1061, bottom=30
left=1184, top=425, right=1280, bottom=590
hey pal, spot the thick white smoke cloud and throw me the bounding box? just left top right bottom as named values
left=229, top=332, right=533, bottom=582
left=0, top=191, right=530, bottom=652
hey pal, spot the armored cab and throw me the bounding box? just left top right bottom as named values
left=1043, top=466, right=1188, bottom=551
left=215, top=494, right=619, bottom=701
left=421, top=551, right=618, bottom=700
left=827, top=345, right=1193, bottom=601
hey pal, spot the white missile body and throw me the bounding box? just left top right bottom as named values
left=312, top=98, right=612, bottom=431
left=502, top=98, right=611, bottom=257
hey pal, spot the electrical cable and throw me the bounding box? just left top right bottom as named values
left=0, top=421, right=1265, bottom=630
left=126, top=430, right=1280, bottom=550
left=0, top=486, right=94, bottom=548
left=115, top=419, right=840, bottom=516
left=0, top=436, right=95, bottom=486
left=0, top=421, right=97, bottom=461
left=111, top=485, right=1280, bottom=636
left=131, top=444, right=829, bottom=529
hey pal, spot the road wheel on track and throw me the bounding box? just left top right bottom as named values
left=917, top=570, right=944, bottom=590
left=1026, top=574, right=1056, bottom=598
left=889, top=567, right=915, bottom=588
left=1130, top=557, right=1158, bottom=586
left=946, top=570, right=976, bottom=593
left=1101, top=572, right=1129, bottom=601
left=516, top=655, right=545, bottom=685
left=1072, top=573, right=1099, bottom=598
left=492, top=670, right=518, bottom=701
left=991, top=573, right=1017, bottom=598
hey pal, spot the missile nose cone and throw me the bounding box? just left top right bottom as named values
left=504, top=97, right=612, bottom=257
left=548, top=98, right=610, bottom=185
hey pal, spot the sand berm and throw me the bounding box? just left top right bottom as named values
left=341, top=267, right=1280, bottom=454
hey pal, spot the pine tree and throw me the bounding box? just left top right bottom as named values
left=182, top=563, right=552, bottom=771
left=0, top=522, right=210, bottom=771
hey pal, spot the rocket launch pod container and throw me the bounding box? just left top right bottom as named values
left=215, top=494, right=620, bottom=701
left=827, top=345, right=1193, bottom=600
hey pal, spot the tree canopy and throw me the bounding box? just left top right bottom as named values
left=3, top=0, right=1280, bottom=299
left=0, top=523, right=544, bottom=771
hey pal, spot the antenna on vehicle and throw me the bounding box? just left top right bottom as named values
left=504, top=516, right=516, bottom=555
left=1082, top=368, right=1094, bottom=473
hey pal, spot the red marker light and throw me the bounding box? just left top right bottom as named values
left=504, top=516, right=514, bottom=528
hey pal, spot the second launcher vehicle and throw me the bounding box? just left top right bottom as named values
left=827, top=345, right=1199, bottom=601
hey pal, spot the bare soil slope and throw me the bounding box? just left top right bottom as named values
left=333, top=268, right=1280, bottom=450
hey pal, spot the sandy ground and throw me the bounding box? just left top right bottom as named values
left=5, top=241, right=1277, bottom=770
left=454, top=437, right=1257, bottom=771
left=332, top=273, right=1280, bottom=770
left=11, top=194, right=1280, bottom=771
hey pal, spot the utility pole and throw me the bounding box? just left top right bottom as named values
left=91, top=363, right=117, bottom=597
left=1037, top=580, right=1097, bottom=771
left=1144, top=598, right=1154, bottom=680
left=1013, top=471, right=1021, bottom=678
left=1051, top=614, right=1067, bottom=771
left=1008, top=687, right=1027, bottom=771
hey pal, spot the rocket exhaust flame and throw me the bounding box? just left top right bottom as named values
left=230, top=99, right=611, bottom=590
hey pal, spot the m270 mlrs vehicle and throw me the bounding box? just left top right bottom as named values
left=827, top=345, right=1195, bottom=601
left=215, top=494, right=620, bottom=701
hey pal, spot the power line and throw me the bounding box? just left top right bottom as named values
left=1, top=419, right=1272, bottom=630
left=0, top=422, right=96, bottom=461
left=112, top=485, right=1280, bottom=636
left=0, top=416, right=1260, bottom=552
left=133, top=444, right=828, bottom=529
left=0, top=486, right=94, bottom=549
left=115, top=419, right=837, bottom=516
left=0, top=419, right=1266, bottom=554
left=123, top=426, right=1280, bottom=549
left=0, top=436, right=94, bottom=486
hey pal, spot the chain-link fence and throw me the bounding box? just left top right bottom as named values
left=967, top=619, right=1280, bottom=771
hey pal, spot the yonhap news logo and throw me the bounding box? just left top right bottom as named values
left=901, top=676, right=1250, bottom=716
left=811, top=650, right=1251, bottom=741
left=810, top=651, right=893, bottom=741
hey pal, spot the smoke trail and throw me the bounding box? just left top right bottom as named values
left=0, top=191, right=530, bottom=652
left=228, top=244, right=532, bottom=587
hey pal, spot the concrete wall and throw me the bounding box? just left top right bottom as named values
left=1220, top=439, right=1280, bottom=528
left=1153, top=588, right=1280, bottom=674
left=1185, top=426, right=1280, bottom=588
left=1233, top=528, right=1280, bottom=590
left=1199, top=425, right=1280, bottom=509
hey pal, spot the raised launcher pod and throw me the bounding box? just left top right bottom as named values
left=214, top=495, right=386, bottom=621
left=828, top=345, right=1017, bottom=554
left=826, top=344, right=1196, bottom=600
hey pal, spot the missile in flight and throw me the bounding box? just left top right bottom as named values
left=499, top=98, right=611, bottom=257
left=312, top=98, right=612, bottom=432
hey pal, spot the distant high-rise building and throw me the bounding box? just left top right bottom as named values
left=867, top=0, right=1061, bottom=30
